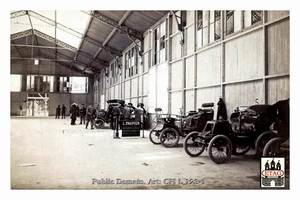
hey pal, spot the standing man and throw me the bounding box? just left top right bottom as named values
left=79, top=104, right=86, bottom=125
left=61, top=104, right=67, bottom=119
left=55, top=105, right=61, bottom=119
left=86, top=103, right=96, bottom=129
left=70, top=104, right=77, bottom=125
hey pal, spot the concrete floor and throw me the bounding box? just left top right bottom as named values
left=10, top=116, right=289, bottom=190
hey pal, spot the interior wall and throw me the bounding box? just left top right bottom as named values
left=93, top=10, right=289, bottom=120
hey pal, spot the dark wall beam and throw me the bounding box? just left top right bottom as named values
left=40, top=53, right=94, bottom=78
left=42, top=48, right=101, bottom=74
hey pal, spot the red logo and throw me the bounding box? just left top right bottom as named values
left=261, top=170, right=284, bottom=177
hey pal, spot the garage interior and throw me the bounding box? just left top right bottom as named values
left=9, top=10, right=292, bottom=191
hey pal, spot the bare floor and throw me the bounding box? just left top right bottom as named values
left=10, top=117, right=289, bottom=190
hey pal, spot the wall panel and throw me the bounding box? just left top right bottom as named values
left=171, top=34, right=182, bottom=61
left=196, top=86, right=221, bottom=119
left=186, top=25, right=195, bottom=55
left=170, top=61, right=183, bottom=90
left=170, top=91, right=182, bottom=114
left=156, top=63, right=168, bottom=112
left=185, top=56, right=195, bottom=88
left=124, top=80, right=131, bottom=99
left=143, top=73, right=149, bottom=96
left=267, top=11, right=289, bottom=22
left=185, top=90, right=195, bottom=112
left=196, top=45, right=221, bottom=86
left=186, top=10, right=195, bottom=25
left=148, top=67, right=156, bottom=112
left=224, top=80, right=264, bottom=118
left=131, top=77, right=138, bottom=98
left=267, top=76, right=290, bottom=104
left=267, top=19, right=290, bottom=75
left=225, top=29, right=264, bottom=82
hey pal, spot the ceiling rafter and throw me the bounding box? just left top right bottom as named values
left=88, top=11, right=143, bottom=41
left=11, top=29, right=107, bottom=73
left=27, top=11, right=41, bottom=60
left=11, top=10, right=122, bottom=57
left=11, top=10, right=171, bottom=79
left=81, top=11, right=137, bottom=72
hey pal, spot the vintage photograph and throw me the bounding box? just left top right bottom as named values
left=8, top=5, right=294, bottom=196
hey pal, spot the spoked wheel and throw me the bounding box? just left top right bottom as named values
left=233, top=145, right=251, bottom=155
left=159, top=127, right=180, bottom=148
left=255, top=131, right=277, bottom=157
left=183, top=131, right=205, bottom=157
left=95, top=118, right=105, bottom=129
left=149, top=129, right=161, bottom=145
left=208, top=135, right=232, bottom=164
left=263, top=137, right=283, bottom=157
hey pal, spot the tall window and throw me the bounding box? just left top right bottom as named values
left=197, top=11, right=209, bottom=47
left=251, top=10, right=262, bottom=25
left=56, top=76, right=69, bottom=92
left=40, top=76, right=54, bottom=92
left=154, top=20, right=166, bottom=65
left=214, top=11, right=221, bottom=40
left=226, top=10, right=234, bottom=35
left=125, top=52, right=129, bottom=79
left=69, top=77, right=88, bottom=93
left=209, top=10, right=221, bottom=43
left=10, top=74, right=22, bottom=92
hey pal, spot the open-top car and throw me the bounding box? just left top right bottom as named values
left=94, top=99, right=125, bottom=129
left=183, top=104, right=273, bottom=164
left=149, top=103, right=214, bottom=148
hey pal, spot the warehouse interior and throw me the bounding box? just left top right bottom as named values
left=7, top=6, right=298, bottom=194
left=10, top=10, right=290, bottom=118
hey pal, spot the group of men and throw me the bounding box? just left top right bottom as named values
left=69, top=103, right=96, bottom=129
left=55, top=104, right=67, bottom=119
left=55, top=103, right=96, bottom=129
left=55, top=101, right=147, bottom=130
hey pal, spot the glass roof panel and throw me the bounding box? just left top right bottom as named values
left=30, top=17, right=55, bottom=37
left=10, top=10, right=91, bottom=50
left=10, top=15, right=31, bottom=34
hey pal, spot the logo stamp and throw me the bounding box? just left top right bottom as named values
left=261, top=157, right=285, bottom=187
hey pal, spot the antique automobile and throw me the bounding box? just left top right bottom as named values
left=262, top=98, right=290, bottom=169
left=94, top=99, right=125, bottom=129
left=183, top=104, right=273, bottom=164
left=149, top=103, right=214, bottom=148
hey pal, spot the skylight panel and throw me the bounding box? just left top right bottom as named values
left=10, top=15, right=31, bottom=34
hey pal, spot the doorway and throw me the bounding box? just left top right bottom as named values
left=26, top=93, right=49, bottom=116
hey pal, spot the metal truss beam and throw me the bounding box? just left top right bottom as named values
left=11, top=29, right=33, bottom=40
left=86, top=10, right=143, bottom=41
left=33, top=29, right=77, bottom=52
left=10, top=10, right=27, bottom=19
left=10, top=29, right=109, bottom=68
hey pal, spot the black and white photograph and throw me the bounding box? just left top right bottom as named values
left=4, top=0, right=298, bottom=198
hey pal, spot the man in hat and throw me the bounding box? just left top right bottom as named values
left=79, top=104, right=86, bottom=125
left=86, top=103, right=96, bottom=129
left=61, top=104, right=67, bottom=119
